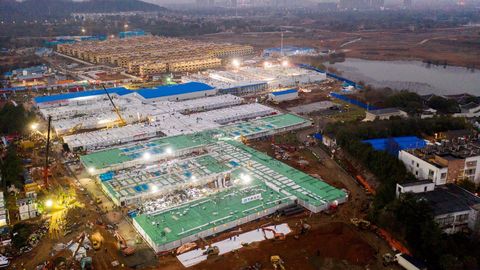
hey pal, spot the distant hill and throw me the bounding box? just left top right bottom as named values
left=0, top=0, right=165, bottom=20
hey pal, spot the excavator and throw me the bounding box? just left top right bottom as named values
left=350, top=218, right=371, bottom=230
left=102, top=85, right=126, bottom=128
left=261, top=227, right=286, bottom=241
left=114, top=231, right=136, bottom=256
left=270, top=255, right=285, bottom=270
left=202, top=246, right=220, bottom=258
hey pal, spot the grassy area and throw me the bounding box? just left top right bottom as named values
left=330, top=100, right=366, bottom=122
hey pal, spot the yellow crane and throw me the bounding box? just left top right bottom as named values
left=102, top=85, right=126, bottom=128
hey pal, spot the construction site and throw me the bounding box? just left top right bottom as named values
left=3, top=36, right=408, bottom=269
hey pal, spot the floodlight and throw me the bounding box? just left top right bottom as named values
left=232, top=59, right=241, bottom=68
left=143, top=152, right=151, bottom=160
left=45, top=199, right=53, bottom=208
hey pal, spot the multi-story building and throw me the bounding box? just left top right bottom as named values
left=399, top=140, right=480, bottom=185
left=396, top=183, right=480, bottom=234
left=57, top=36, right=254, bottom=76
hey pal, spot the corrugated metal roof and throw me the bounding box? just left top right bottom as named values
left=271, top=89, right=297, bottom=96
left=136, top=82, right=214, bottom=99
left=34, top=87, right=130, bottom=104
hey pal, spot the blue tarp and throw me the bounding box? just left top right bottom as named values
left=271, top=89, right=297, bottom=96
left=363, top=136, right=427, bottom=155
left=313, top=133, right=323, bottom=140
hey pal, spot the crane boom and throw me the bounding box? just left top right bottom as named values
left=102, top=85, right=126, bottom=126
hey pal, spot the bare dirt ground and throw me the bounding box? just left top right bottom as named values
left=193, top=26, right=480, bottom=68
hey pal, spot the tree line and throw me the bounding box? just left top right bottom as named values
left=324, top=117, right=480, bottom=269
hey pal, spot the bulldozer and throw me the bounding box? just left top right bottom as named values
left=270, top=255, right=285, bottom=270
left=202, top=246, right=220, bottom=258
left=350, top=218, right=371, bottom=230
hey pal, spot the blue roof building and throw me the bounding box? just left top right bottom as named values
left=34, top=82, right=216, bottom=105
left=136, top=82, right=216, bottom=101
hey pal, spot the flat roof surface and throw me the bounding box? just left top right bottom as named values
left=229, top=141, right=346, bottom=206
left=368, top=108, right=405, bottom=115
left=133, top=140, right=346, bottom=247
left=80, top=114, right=309, bottom=170
left=415, top=184, right=480, bottom=216
left=80, top=132, right=211, bottom=170
left=134, top=180, right=290, bottom=246
left=34, top=87, right=130, bottom=104
left=137, top=82, right=214, bottom=99
left=271, top=89, right=297, bottom=96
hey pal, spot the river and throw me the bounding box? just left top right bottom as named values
left=326, top=59, right=480, bottom=95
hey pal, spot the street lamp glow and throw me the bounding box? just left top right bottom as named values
left=45, top=199, right=53, bottom=208
left=281, top=59, right=289, bottom=67
left=30, top=123, right=39, bottom=130
left=151, top=185, right=158, bottom=192
left=87, top=167, right=96, bottom=174
left=232, top=59, right=241, bottom=68
left=191, top=175, right=197, bottom=182
left=263, top=61, right=271, bottom=69
left=143, top=152, right=151, bottom=160
left=124, top=24, right=129, bottom=29
left=165, top=147, right=173, bottom=155
left=81, top=28, right=86, bottom=34
left=240, top=173, right=252, bottom=184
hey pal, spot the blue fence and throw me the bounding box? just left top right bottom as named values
left=297, top=63, right=363, bottom=89
left=363, top=136, right=426, bottom=156
left=330, top=92, right=378, bottom=110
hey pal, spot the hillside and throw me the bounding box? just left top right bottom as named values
left=0, top=0, right=165, bottom=20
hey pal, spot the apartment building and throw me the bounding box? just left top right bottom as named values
left=399, top=141, right=480, bottom=185
left=57, top=36, right=254, bottom=76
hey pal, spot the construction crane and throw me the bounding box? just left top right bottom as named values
left=43, top=115, right=52, bottom=188
left=102, top=85, right=126, bottom=128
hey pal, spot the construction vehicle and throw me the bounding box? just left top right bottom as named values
left=350, top=218, right=371, bottom=230
left=202, top=246, right=219, bottom=258
left=240, top=135, right=249, bottom=145
left=102, top=85, right=126, bottom=128
left=262, top=227, right=285, bottom=240
left=270, top=255, right=285, bottom=270
left=382, top=253, right=395, bottom=266
left=90, top=232, right=103, bottom=250
left=114, top=231, right=135, bottom=256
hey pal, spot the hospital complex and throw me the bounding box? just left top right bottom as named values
left=32, top=36, right=347, bottom=253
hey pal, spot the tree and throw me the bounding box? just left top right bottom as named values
left=457, top=178, right=476, bottom=193
left=0, top=103, right=35, bottom=135
left=1, top=145, right=23, bottom=189
left=427, top=95, right=460, bottom=114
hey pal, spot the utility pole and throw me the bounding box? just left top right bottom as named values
left=280, top=32, right=284, bottom=56
left=44, top=115, right=52, bottom=188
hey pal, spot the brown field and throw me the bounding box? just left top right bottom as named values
left=193, top=26, right=480, bottom=68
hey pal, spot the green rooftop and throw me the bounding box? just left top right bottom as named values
left=133, top=180, right=290, bottom=246
left=229, top=140, right=346, bottom=206
left=81, top=114, right=309, bottom=171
